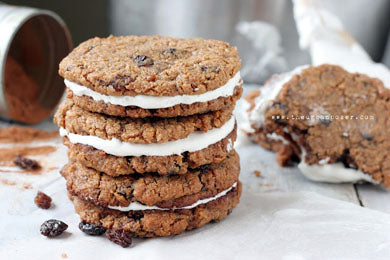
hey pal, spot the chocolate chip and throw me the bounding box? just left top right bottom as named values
left=34, top=191, right=52, bottom=209
left=132, top=55, right=154, bottom=67
left=79, top=221, right=106, bottom=236
left=105, top=229, right=133, bottom=248
left=40, top=219, right=68, bottom=237
left=14, top=156, right=40, bottom=170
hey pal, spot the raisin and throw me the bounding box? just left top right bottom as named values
left=40, top=219, right=68, bottom=237
left=105, top=229, right=133, bottom=248
left=34, top=191, right=52, bottom=209
left=162, top=48, right=176, bottom=54
left=361, top=133, right=373, bottom=141
left=132, top=55, right=154, bottom=67
left=200, top=65, right=220, bottom=73
left=162, top=48, right=188, bottom=58
left=128, top=211, right=143, bottom=221
left=79, top=221, right=106, bottom=236
left=14, top=156, right=40, bottom=170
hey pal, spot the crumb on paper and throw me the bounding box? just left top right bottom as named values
left=61, top=253, right=67, bottom=258
left=254, top=170, right=262, bottom=177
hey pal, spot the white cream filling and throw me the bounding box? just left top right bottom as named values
left=60, top=116, right=235, bottom=157
left=260, top=130, right=376, bottom=184
left=65, top=72, right=242, bottom=109
left=298, top=149, right=377, bottom=184
left=108, top=182, right=237, bottom=211
left=266, top=133, right=290, bottom=145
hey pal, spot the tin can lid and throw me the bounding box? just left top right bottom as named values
left=0, top=7, right=72, bottom=124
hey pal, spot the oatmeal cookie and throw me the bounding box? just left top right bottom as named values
left=54, top=98, right=234, bottom=144
left=59, top=35, right=241, bottom=97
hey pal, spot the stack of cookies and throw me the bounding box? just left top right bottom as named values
left=54, top=35, right=243, bottom=238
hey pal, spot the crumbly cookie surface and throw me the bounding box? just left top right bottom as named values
left=249, top=64, right=390, bottom=186
left=67, top=85, right=242, bottom=118
left=70, top=181, right=241, bottom=238
left=62, top=151, right=239, bottom=208
left=54, top=98, right=233, bottom=144
left=63, top=125, right=236, bottom=176
left=59, top=35, right=241, bottom=97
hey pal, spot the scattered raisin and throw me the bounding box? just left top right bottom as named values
left=79, top=221, right=106, bottom=236
left=132, top=55, right=154, bottom=67
left=14, top=156, right=40, bottom=170
left=105, top=229, right=133, bottom=248
left=40, top=219, right=68, bottom=237
left=34, top=191, right=52, bottom=209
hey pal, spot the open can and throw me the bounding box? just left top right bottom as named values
left=0, top=4, right=72, bottom=124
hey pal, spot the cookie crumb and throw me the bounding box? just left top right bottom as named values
left=14, top=156, right=40, bottom=170
left=254, top=170, right=262, bottom=177
left=34, top=191, right=52, bottom=209
left=61, top=253, right=67, bottom=258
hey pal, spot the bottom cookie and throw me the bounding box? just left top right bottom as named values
left=70, top=181, right=242, bottom=238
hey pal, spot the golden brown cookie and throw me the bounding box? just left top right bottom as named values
left=54, top=98, right=234, bottom=144
left=59, top=35, right=241, bottom=97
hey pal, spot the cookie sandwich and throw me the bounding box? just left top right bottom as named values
left=54, top=35, right=242, bottom=240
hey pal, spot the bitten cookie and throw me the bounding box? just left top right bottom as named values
left=247, top=64, right=390, bottom=186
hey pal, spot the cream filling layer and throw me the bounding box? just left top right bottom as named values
left=107, top=182, right=237, bottom=212
left=297, top=148, right=377, bottom=184
left=59, top=116, right=235, bottom=157
left=65, top=72, right=242, bottom=109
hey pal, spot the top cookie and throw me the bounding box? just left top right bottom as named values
left=59, top=35, right=241, bottom=97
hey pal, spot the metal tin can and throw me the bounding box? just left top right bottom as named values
left=0, top=4, right=72, bottom=124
